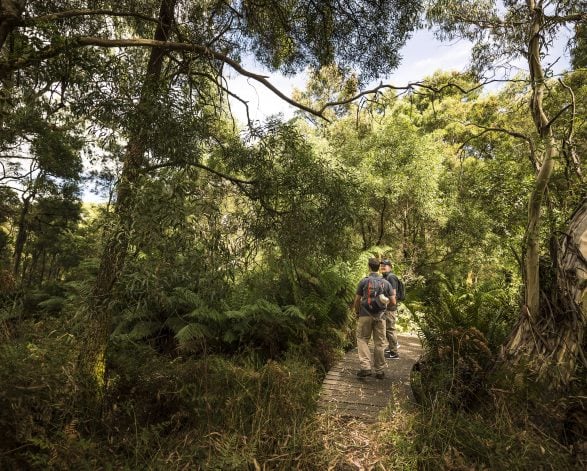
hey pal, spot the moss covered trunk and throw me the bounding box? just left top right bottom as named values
left=80, top=0, right=177, bottom=389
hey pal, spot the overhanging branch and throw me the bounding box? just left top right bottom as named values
left=75, top=37, right=327, bottom=120
left=22, top=9, right=160, bottom=26
left=145, top=160, right=256, bottom=186
left=460, top=123, right=538, bottom=171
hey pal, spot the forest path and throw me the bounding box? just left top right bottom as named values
left=315, top=333, right=422, bottom=469
left=318, top=333, right=422, bottom=421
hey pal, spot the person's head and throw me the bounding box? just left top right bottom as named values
left=368, top=257, right=380, bottom=272
left=380, top=259, right=392, bottom=273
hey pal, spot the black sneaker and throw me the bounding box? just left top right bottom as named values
left=385, top=352, right=400, bottom=359
left=356, top=369, right=372, bottom=377
left=375, top=372, right=385, bottom=379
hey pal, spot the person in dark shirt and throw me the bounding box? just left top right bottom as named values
left=380, top=259, right=400, bottom=359
left=353, top=257, right=394, bottom=379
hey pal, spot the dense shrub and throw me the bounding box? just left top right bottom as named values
left=410, top=274, right=519, bottom=408
left=0, top=319, right=322, bottom=469
left=0, top=320, right=99, bottom=469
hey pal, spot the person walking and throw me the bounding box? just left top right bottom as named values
left=380, top=259, right=400, bottom=359
left=354, top=257, right=394, bottom=379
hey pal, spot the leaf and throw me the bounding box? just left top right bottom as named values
left=37, top=296, right=66, bottom=313
left=175, top=322, right=210, bottom=343
left=127, top=321, right=160, bottom=340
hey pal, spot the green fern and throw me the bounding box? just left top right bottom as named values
left=174, top=322, right=210, bottom=343
left=417, top=274, right=517, bottom=352
left=126, top=321, right=160, bottom=340
left=37, top=296, right=66, bottom=313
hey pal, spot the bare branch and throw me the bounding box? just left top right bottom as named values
left=145, top=160, right=256, bottom=186
left=544, top=103, right=572, bottom=130
left=317, top=78, right=531, bottom=113
left=460, top=123, right=538, bottom=172
left=544, top=13, right=587, bottom=24
left=22, top=9, right=160, bottom=26
left=0, top=35, right=325, bottom=119
left=74, top=37, right=327, bottom=120
left=166, top=52, right=252, bottom=125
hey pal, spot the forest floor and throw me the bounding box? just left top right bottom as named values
left=315, top=333, right=422, bottom=469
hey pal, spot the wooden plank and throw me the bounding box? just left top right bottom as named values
left=317, top=333, right=422, bottom=423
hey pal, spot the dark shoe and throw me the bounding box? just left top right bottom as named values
left=385, top=352, right=400, bottom=359
left=375, top=372, right=385, bottom=379
left=356, top=369, right=372, bottom=377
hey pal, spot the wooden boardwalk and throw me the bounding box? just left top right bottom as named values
left=318, top=333, right=422, bottom=422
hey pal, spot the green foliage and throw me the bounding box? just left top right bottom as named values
left=103, top=342, right=321, bottom=469
left=403, top=398, right=577, bottom=470
left=417, top=273, right=519, bottom=350
left=410, top=274, right=519, bottom=408
left=0, top=320, right=99, bottom=470
left=571, top=22, right=587, bottom=69
left=0, top=314, right=322, bottom=469
left=241, top=0, right=423, bottom=78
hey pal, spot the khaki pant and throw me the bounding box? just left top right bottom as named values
left=356, top=315, right=386, bottom=373
left=385, top=310, right=398, bottom=355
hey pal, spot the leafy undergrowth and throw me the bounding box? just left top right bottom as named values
left=0, top=317, right=328, bottom=470
left=1, top=313, right=583, bottom=469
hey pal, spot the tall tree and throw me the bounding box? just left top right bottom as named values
left=426, top=0, right=586, bottom=387
left=0, top=1, right=424, bottom=384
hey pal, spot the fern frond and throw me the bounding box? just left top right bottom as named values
left=127, top=321, right=160, bottom=340
left=37, top=296, right=66, bottom=313
left=186, top=306, right=223, bottom=323
left=282, top=305, right=306, bottom=321
left=171, top=287, right=204, bottom=307
left=175, top=322, right=210, bottom=342
left=164, top=315, right=188, bottom=334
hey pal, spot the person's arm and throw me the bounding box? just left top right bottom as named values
left=354, top=294, right=361, bottom=316
left=389, top=288, right=397, bottom=308
left=386, top=280, right=397, bottom=308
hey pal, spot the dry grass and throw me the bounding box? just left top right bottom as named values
left=311, top=384, right=418, bottom=471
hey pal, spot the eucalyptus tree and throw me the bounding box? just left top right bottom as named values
left=1, top=1, right=424, bottom=382
left=426, top=0, right=586, bottom=387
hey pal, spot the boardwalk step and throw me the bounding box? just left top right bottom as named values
left=317, top=333, right=422, bottom=422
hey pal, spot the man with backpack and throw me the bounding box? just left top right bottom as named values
left=380, top=259, right=403, bottom=359
left=353, top=257, right=394, bottom=379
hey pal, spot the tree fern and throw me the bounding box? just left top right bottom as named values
left=37, top=296, right=66, bottom=313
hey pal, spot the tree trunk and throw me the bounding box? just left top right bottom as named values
left=502, top=3, right=584, bottom=388
left=81, top=0, right=177, bottom=387
left=39, top=248, right=46, bottom=284
left=523, top=2, right=556, bottom=319
left=12, top=193, right=31, bottom=279
left=551, top=198, right=587, bottom=385
left=0, top=0, right=23, bottom=52
left=47, top=251, right=57, bottom=281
